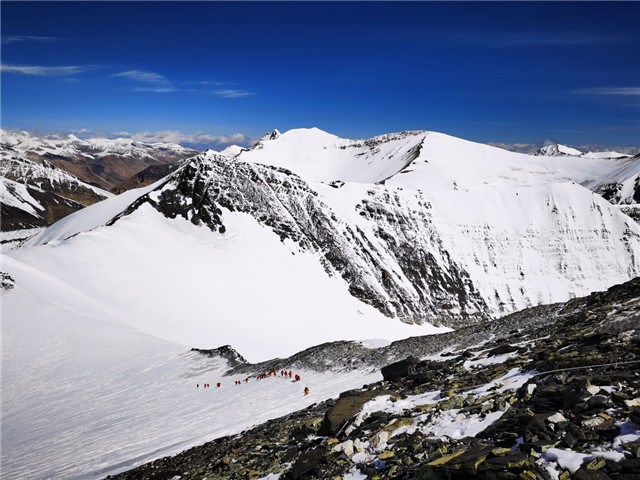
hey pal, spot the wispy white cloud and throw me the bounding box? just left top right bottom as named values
left=111, top=70, right=176, bottom=92
left=109, top=71, right=254, bottom=97
left=1, top=64, right=88, bottom=76
left=132, top=87, right=177, bottom=93
left=190, top=80, right=225, bottom=87
left=111, top=70, right=171, bottom=84
left=572, top=87, right=640, bottom=96
left=209, top=89, right=256, bottom=98
left=1, top=35, right=59, bottom=45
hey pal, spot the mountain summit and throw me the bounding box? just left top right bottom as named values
left=9, top=128, right=640, bottom=362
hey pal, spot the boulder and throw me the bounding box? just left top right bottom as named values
left=381, top=357, right=418, bottom=382
left=318, top=390, right=395, bottom=436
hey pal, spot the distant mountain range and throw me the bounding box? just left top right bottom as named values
left=1, top=129, right=198, bottom=191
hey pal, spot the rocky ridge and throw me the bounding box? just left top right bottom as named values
left=108, top=149, right=640, bottom=327
left=111, top=151, right=494, bottom=325
left=107, top=278, right=640, bottom=480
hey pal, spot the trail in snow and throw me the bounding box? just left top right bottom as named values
left=2, top=282, right=382, bottom=480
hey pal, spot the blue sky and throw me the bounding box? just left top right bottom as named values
left=2, top=1, right=639, bottom=148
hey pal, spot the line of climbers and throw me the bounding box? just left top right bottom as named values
left=196, top=369, right=308, bottom=394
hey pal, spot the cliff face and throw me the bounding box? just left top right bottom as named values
left=117, top=150, right=640, bottom=326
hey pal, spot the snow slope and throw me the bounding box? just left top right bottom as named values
left=238, top=129, right=629, bottom=194
left=4, top=127, right=640, bottom=480
left=1, top=177, right=45, bottom=218
left=23, top=180, right=162, bottom=246
left=15, top=142, right=640, bottom=331
left=588, top=155, right=640, bottom=205
left=317, top=179, right=639, bottom=316
left=7, top=204, right=450, bottom=362
left=1, top=267, right=384, bottom=479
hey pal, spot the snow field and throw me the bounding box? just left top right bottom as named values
left=240, top=128, right=630, bottom=194
left=2, top=281, right=384, bottom=479
left=7, top=205, right=450, bottom=364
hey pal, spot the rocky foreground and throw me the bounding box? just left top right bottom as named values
left=107, top=279, right=640, bottom=480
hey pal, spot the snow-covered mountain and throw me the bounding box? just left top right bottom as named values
left=532, top=144, right=583, bottom=156
left=0, top=153, right=111, bottom=236
left=12, top=128, right=640, bottom=335
left=3, top=127, right=640, bottom=480
left=240, top=130, right=633, bottom=192
left=587, top=154, right=640, bottom=206
left=532, top=143, right=631, bottom=160
left=1, top=129, right=199, bottom=191
left=529, top=143, right=638, bottom=206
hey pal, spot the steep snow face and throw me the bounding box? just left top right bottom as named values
left=32, top=150, right=638, bottom=329
left=1, top=177, right=44, bottom=217
left=240, top=128, right=428, bottom=185
left=588, top=155, right=640, bottom=205
left=425, top=184, right=640, bottom=313
left=7, top=199, right=451, bottom=362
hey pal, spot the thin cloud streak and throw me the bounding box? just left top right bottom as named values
left=110, top=70, right=254, bottom=97
left=403, top=30, right=624, bottom=49
left=111, top=69, right=176, bottom=93
left=111, top=70, right=172, bottom=85
left=1, top=64, right=88, bottom=76
left=572, top=87, right=640, bottom=96
left=133, top=87, right=177, bottom=93
left=1, top=35, right=59, bottom=45
left=210, top=89, right=256, bottom=98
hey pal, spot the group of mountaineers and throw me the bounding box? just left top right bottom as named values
left=196, top=369, right=309, bottom=395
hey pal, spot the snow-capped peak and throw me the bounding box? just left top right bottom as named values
left=533, top=144, right=583, bottom=157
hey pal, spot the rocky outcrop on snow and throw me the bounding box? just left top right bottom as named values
left=114, top=151, right=489, bottom=324
left=533, top=144, right=584, bottom=157
left=108, top=278, right=640, bottom=480
left=112, top=147, right=640, bottom=326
